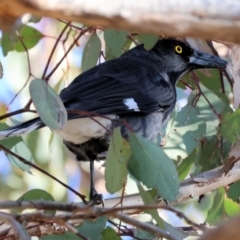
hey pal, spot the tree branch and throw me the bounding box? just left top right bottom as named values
left=0, top=0, right=240, bottom=43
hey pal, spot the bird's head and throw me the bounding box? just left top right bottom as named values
left=151, top=39, right=227, bottom=83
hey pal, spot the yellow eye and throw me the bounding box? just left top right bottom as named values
left=175, top=45, right=183, bottom=54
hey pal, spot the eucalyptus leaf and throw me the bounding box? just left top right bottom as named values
left=227, top=181, right=240, bottom=203
left=8, top=141, right=33, bottom=173
left=104, top=29, right=127, bottom=59
left=206, top=188, right=225, bottom=224
left=105, top=127, right=131, bottom=193
left=29, top=79, right=67, bottom=130
left=224, top=197, right=240, bottom=217
left=138, top=33, right=158, bottom=50
left=17, top=189, right=55, bottom=215
left=1, top=25, right=43, bottom=56
left=81, top=33, right=101, bottom=72
left=101, top=227, right=121, bottom=240
left=220, top=108, right=240, bottom=143
left=128, top=133, right=179, bottom=202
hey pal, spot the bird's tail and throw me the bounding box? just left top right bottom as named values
left=0, top=117, right=45, bottom=140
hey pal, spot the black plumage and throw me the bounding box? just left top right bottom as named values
left=0, top=39, right=227, bottom=204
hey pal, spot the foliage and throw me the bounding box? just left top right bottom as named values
left=0, top=18, right=238, bottom=240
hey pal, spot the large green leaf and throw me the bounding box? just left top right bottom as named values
left=29, top=79, right=67, bottom=130
left=17, top=189, right=55, bottom=215
left=128, top=133, right=179, bottom=202
left=138, top=33, right=158, bottom=50
left=105, top=127, right=131, bottom=193
left=0, top=123, right=22, bottom=149
left=81, top=33, right=101, bottom=72
left=104, top=29, right=127, bottom=59
left=1, top=25, right=43, bottom=56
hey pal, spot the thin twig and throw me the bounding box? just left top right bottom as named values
left=0, top=144, right=87, bottom=204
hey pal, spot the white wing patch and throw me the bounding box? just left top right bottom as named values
left=123, top=98, right=140, bottom=111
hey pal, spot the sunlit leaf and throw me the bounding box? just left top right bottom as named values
left=81, top=33, right=101, bottom=72
left=101, top=227, right=121, bottom=240
left=105, top=127, right=131, bottom=193
left=1, top=25, right=43, bottom=56
left=128, top=133, right=179, bottom=202
left=138, top=33, right=158, bottom=50
left=29, top=79, right=67, bottom=130
left=104, top=29, right=127, bottom=59
left=165, top=84, right=228, bottom=160
left=224, top=197, right=240, bottom=217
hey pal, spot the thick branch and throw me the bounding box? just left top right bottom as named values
left=0, top=0, right=240, bottom=43
left=104, top=161, right=240, bottom=214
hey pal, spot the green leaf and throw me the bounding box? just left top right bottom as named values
left=29, top=79, right=67, bottom=130
left=128, top=133, right=179, bottom=202
left=197, top=135, right=230, bottom=173
left=104, top=29, right=127, bottom=59
left=17, top=189, right=55, bottom=215
left=8, top=141, right=33, bottom=173
left=135, top=224, right=155, bottom=239
left=164, top=83, right=228, bottom=161
left=137, top=185, right=186, bottom=239
left=81, top=33, right=101, bottom=72
left=138, top=33, right=158, bottom=50
left=105, top=127, right=131, bottom=193
left=224, top=198, right=240, bottom=217
left=138, top=184, right=165, bottom=228
left=220, top=109, right=240, bottom=143
left=206, top=188, right=225, bottom=224
left=0, top=123, right=21, bottom=149
left=1, top=25, right=43, bottom=56
left=227, top=181, right=240, bottom=203
left=177, top=148, right=195, bottom=181
left=101, top=227, right=121, bottom=240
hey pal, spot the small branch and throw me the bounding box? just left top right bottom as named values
left=112, top=211, right=177, bottom=240
left=0, top=109, right=36, bottom=121
left=0, top=144, right=87, bottom=204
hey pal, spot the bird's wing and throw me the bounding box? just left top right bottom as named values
left=60, top=56, right=176, bottom=117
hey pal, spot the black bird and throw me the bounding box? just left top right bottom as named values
left=0, top=39, right=227, bottom=204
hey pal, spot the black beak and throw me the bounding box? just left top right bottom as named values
left=189, top=49, right=227, bottom=69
